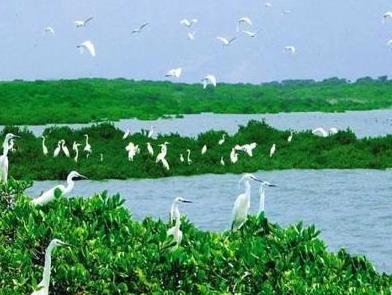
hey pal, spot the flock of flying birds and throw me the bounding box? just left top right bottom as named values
left=42, top=3, right=296, bottom=88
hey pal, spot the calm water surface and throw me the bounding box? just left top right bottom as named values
left=9, top=110, right=392, bottom=138
left=27, top=169, right=392, bottom=273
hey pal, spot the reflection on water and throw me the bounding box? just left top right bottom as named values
left=6, top=110, right=392, bottom=138
left=28, top=169, right=392, bottom=273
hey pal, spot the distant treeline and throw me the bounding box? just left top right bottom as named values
left=3, top=121, right=392, bottom=180
left=0, top=77, right=392, bottom=124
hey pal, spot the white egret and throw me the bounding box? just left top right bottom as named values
left=281, top=9, right=292, bottom=15
left=61, top=140, right=70, bottom=158
left=187, top=32, right=196, bottom=41
left=83, top=134, right=92, bottom=158
left=231, top=174, right=264, bottom=231
left=218, top=134, right=226, bottom=145
left=100, top=153, right=104, bottom=162
left=201, top=75, right=217, bottom=89
left=73, top=17, right=94, bottom=28
left=258, top=180, right=277, bottom=215
left=201, top=144, right=207, bottom=155
left=269, top=144, right=276, bottom=158
left=0, top=133, right=19, bottom=183
left=41, top=136, right=48, bottom=156
left=156, top=142, right=170, bottom=170
left=170, top=196, right=192, bottom=224
left=216, top=36, right=237, bottom=46
left=265, top=2, right=272, bottom=8
left=284, top=46, right=296, bottom=55
left=131, top=22, right=149, bottom=34
left=122, top=129, right=131, bottom=139
left=72, top=142, right=81, bottom=163
left=125, top=142, right=139, bottom=161
left=287, top=131, right=294, bottom=143
left=328, top=127, right=339, bottom=135
left=77, top=40, right=96, bottom=57
left=147, top=142, right=154, bottom=156
left=239, top=143, right=257, bottom=157
left=180, top=18, right=198, bottom=28
left=387, top=39, right=392, bottom=48
left=31, top=239, right=68, bottom=295
left=230, top=148, right=238, bottom=164
left=220, top=156, right=225, bottom=166
left=312, top=128, right=328, bottom=137
left=383, top=11, right=392, bottom=23
left=53, top=141, right=61, bottom=158
left=44, top=27, right=55, bottom=36
left=180, top=154, right=184, bottom=162
left=186, top=149, right=192, bottom=165
left=165, top=67, right=182, bottom=79
left=32, top=171, right=86, bottom=206
left=237, top=17, right=252, bottom=32
left=147, top=126, right=155, bottom=138
left=241, top=30, right=259, bottom=38
left=166, top=197, right=192, bottom=251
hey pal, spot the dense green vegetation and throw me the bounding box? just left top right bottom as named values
left=1, top=77, right=392, bottom=124
left=4, top=121, right=392, bottom=180
left=0, top=179, right=390, bottom=294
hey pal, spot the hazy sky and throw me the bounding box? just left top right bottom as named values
left=1, top=0, right=392, bottom=83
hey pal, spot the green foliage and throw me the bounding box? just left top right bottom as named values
left=0, top=78, right=392, bottom=124
left=3, top=121, right=392, bottom=180
left=0, top=181, right=390, bottom=294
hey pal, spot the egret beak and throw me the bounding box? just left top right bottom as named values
left=268, top=184, right=277, bottom=187
left=182, top=199, right=192, bottom=203
left=78, top=174, right=88, bottom=180
left=12, top=135, right=20, bottom=139
left=250, top=175, right=264, bottom=183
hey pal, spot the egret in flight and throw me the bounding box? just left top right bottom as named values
left=44, top=27, right=55, bottom=36
left=31, top=239, right=69, bottom=295
left=240, top=143, right=257, bottom=157
left=241, top=30, right=259, bottom=38
left=74, top=17, right=94, bottom=28
left=41, top=136, right=48, bottom=156
left=132, top=22, right=149, bottom=34
left=77, top=40, right=96, bottom=57
left=165, top=67, right=182, bottom=79
left=383, top=11, right=392, bottom=23
left=284, top=45, right=296, bottom=55
left=237, top=17, right=252, bottom=32
left=83, top=134, right=92, bottom=158
left=232, top=174, right=264, bottom=231
left=187, top=32, right=196, bottom=41
left=258, top=180, right=276, bottom=215
left=0, top=133, right=19, bottom=183
left=32, top=171, right=86, bottom=206
left=201, top=75, right=217, bottom=89
left=180, top=18, right=198, bottom=28
left=217, top=36, right=237, bottom=46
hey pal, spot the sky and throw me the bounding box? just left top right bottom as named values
left=1, top=0, right=392, bottom=83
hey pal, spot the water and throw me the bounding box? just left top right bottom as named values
left=27, top=169, right=392, bottom=273
left=8, top=110, right=392, bottom=138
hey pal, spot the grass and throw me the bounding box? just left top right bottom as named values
left=1, top=77, right=392, bottom=125
left=0, top=179, right=390, bottom=294
left=3, top=120, right=392, bottom=180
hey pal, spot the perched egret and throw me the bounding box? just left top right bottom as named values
left=100, top=153, right=104, bottom=162
left=287, top=131, right=294, bottom=142
left=231, top=174, right=264, bottom=231
left=284, top=46, right=296, bottom=55
left=32, top=171, right=86, bottom=206
left=61, top=140, right=70, bottom=158
left=53, top=141, right=61, bottom=158
left=31, top=239, right=69, bottom=295
left=147, top=126, right=155, bottom=138
left=258, top=180, right=277, bottom=215
left=201, top=75, right=217, bottom=89
left=218, top=134, right=226, bottom=145
left=269, top=144, right=276, bottom=158
left=147, top=142, right=154, bottom=156
left=220, top=156, right=225, bottom=166
left=73, top=17, right=94, bottom=28
left=216, top=36, right=237, bottom=46
left=312, top=128, right=329, bottom=137
left=165, top=67, right=182, bottom=79
left=72, top=142, right=81, bottom=163
left=230, top=148, right=238, bottom=164
left=77, top=40, right=96, bottom=57
left=41, top=136, right=48, bottom=156
left=156, top=142, right=170, bottom=170
left=186, top=149, right=192, bottom=165
left=180, top=154, right=184, bottom=162
left=201, top=145, right=207, bottom=155
left=187, top=32, right=196, bottom=40
left=122, top=129, right=131, bottom=139
left=328, top=127, right=339, bottom=135
left=125, top=142, right=139, bottom=161
left=170, top=197, right=192, bottom=224
left=44, top=27, right=55, bottom=36
left=180, top=18, right=198, bottom=28
left=131, top=22, right=149, bottom=34
left=83, top=134, right=92, bottom=158
left=0, top=133, right=19, bottom=183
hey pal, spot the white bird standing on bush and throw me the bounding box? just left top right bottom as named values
left=31, top=239, right=69, bottom=295
left=170, top=197, right=192, bottom=224
left=0, top=133, right=19, bottom=183
left=180, top=153, right=184, bottom=162
left=186, top=149, right=192, bottom=165
left=232, top=174, right=264, bottom=231
left=32, top=171, right=87, bottom=206
left=77, top=40, right=96, bottom=57
left=258, top=181, right=276, bottom=215
left=156, top=142, right=170, bottom=170
left=287, top=131, right=294, bottom=142
left=126, top=142, right=139, bottom=161
left=220, top=156, right=225, bottom=166
left=201, top=144, right=207, bottom=155
left=230, top=148, right=238, bottom=163
left=83, top=134, right=92, bottom=158
left=41, top=136, right=48, bottom=156
left=166, top=197, right=192, bottom=251
left=61, top=140, right=70, bottom=158
left=72, top=142, right=81, bottom=163
left=312, top=127, right=328, bottom=137
left=218, top=134, right=226, bottom=145
left=270, top=144, right=276, bottom=158
left=53, top=141, right=61, bottom=158
left=147, top=142, right=154, bottom=156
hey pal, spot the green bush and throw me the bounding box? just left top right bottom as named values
left=0, top=179, right=390, bottom=294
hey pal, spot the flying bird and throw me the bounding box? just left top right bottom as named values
left=180, top=18, right=198, bottom=28
left=241, top=30, right=259, bottom=38
left=383, top=11, right=392, bottom=23
left=44, top=27, right=55, bottom=36
left=77, top=40, right=96, bottom=57
left=217, top=36, right=237, bottom=46
left=284, top=45, right=296, bottom=55
left=74, top=17, right=94, bottom=28
left=165, top=67, right=182, bottom=79
left=132, top=22, right=149, bottom=34
left=201, top=75, right=217, bottom=89
left=187, top=32, right=196, bottom=41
